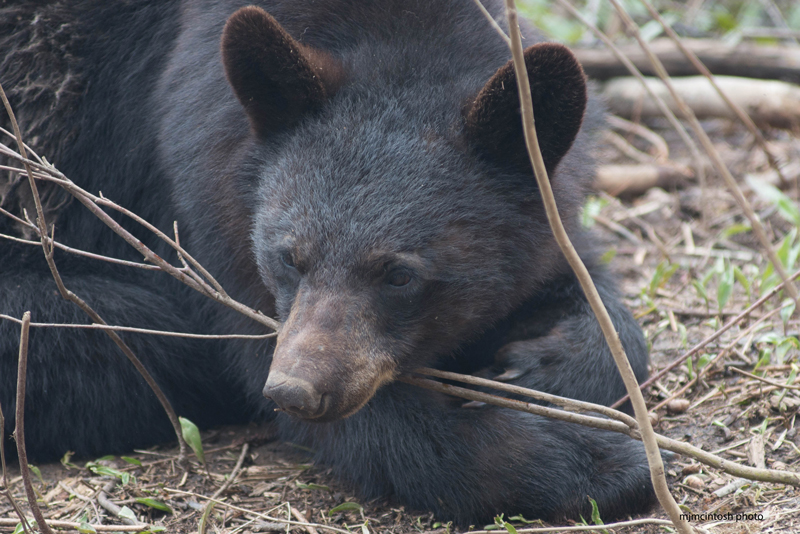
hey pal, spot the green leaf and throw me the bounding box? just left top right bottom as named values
left=677, top=323, right=688, bottom=349
left=686, top=357, right=694, bottom=381
left=776, top=337, right=800, bottom=366
left=179, top=417, right=205, bottom=465
left=587, top=497, right=610, bottom=534
left=12, top=523, right=25, bottom=534
left=599, top=248, right=617, bottom=264
left=61, top=451, right=79, bottom=470
left=296, top=481, right=332, bottom=492
left=746, top=176, right=800, bottom=227
left=580, top=196, right=607, bottom=228
left=754, top=348, right=772, bottom=374
left=135, top=498, right=173, bottom=514
left=588, top=497, right=604, bottom=526
left=118, top=506, right=137, bottom=522
left=85, top=462, right=133, bottom=485
left=28, top=464, right=44, bottom=485
left=732, top=266, right=751, bottom=304
left=329, top=502, right=363, bottom=515
left=720, top=223, right=751, bottom=239
left=121, top=456, right=142, bottom=466
left=692, top=280, right=709, bottom=309
left=78, top=522, right=98, bottom=534
left=781, top=299, right=797, bottom=326
left=776, top=229, right=798, bottom=268
left=648, top=261, right=678, bottom=298
left=717, top=261, right=734, bottom=311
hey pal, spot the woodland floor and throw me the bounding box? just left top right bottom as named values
left=2, top=116, right=800, bottom=533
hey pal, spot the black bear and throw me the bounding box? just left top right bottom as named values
left=1, top=0, right=654, bottom=524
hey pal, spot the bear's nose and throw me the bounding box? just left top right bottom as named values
left=263, top=371, right=325, bottom=418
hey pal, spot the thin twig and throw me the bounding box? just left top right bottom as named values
left=58, top=481, right=102, bottom=524
left=97, top=480, right=138, bottom=526
left=606, top=115, right=669, bottom=162
left=290, top=506, right=319, bottom=534
left=612, top=266, right=800, bottom=408
left=13, top=312, right=55, bottom=534
left=0, top=204, right=163, bottom=270
left=0, top=315, right=276, bottom=340
left=400, top=375, right=631, bottom=435
left=404, top=370, right=800, bottom=486
left=471, top=0, right=510, bottom=45
left=209, top=443, right=249, bottom=502
left=412, top=368, right=638, bottom=426
left=1, top=404, right=34, bottom=534
left=730, top=367, right=800, bottom=390
left=502, top=3, right=690, bottom=530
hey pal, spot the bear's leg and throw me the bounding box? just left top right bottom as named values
left=0, top=265, right=229, bottom=461
left=484, top=272, right=648, bottom=409
left=279, top=382, right=653, bottom=525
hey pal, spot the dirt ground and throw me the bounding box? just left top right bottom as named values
left=2, top=116, right=800, bottom=533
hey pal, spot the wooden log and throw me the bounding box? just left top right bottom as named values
left=574, top=39, right=800, bottom=83
left=602, top=75, right=800, bottom=130
left=595, top=164, right=691, bottom=198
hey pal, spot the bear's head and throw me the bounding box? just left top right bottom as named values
left=221, top=6, right=587, bottom=421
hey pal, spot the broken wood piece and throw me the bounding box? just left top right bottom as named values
left=574, top=38, right=800, bottom=83
left=595, top=164, right=691, bottom=198
left=602, top=75, right=800, bottom=130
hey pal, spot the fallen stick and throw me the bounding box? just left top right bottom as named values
left=595, top=163, right=691, bottom=197
left=574, top=38, right=800, bottom=83
left=603, top=75, right=800, bottom=129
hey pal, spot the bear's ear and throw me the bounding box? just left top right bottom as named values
left=465, top=42, right=587, bottom=176
left=221, top=6, right=343, bottom=137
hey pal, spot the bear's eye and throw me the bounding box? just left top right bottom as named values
left=386, top=270, right=412, bottom=287
left=280, top=251, right=296, bottom=269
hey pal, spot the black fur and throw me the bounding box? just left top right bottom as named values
left=1, top=0, right=653, bottom=525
